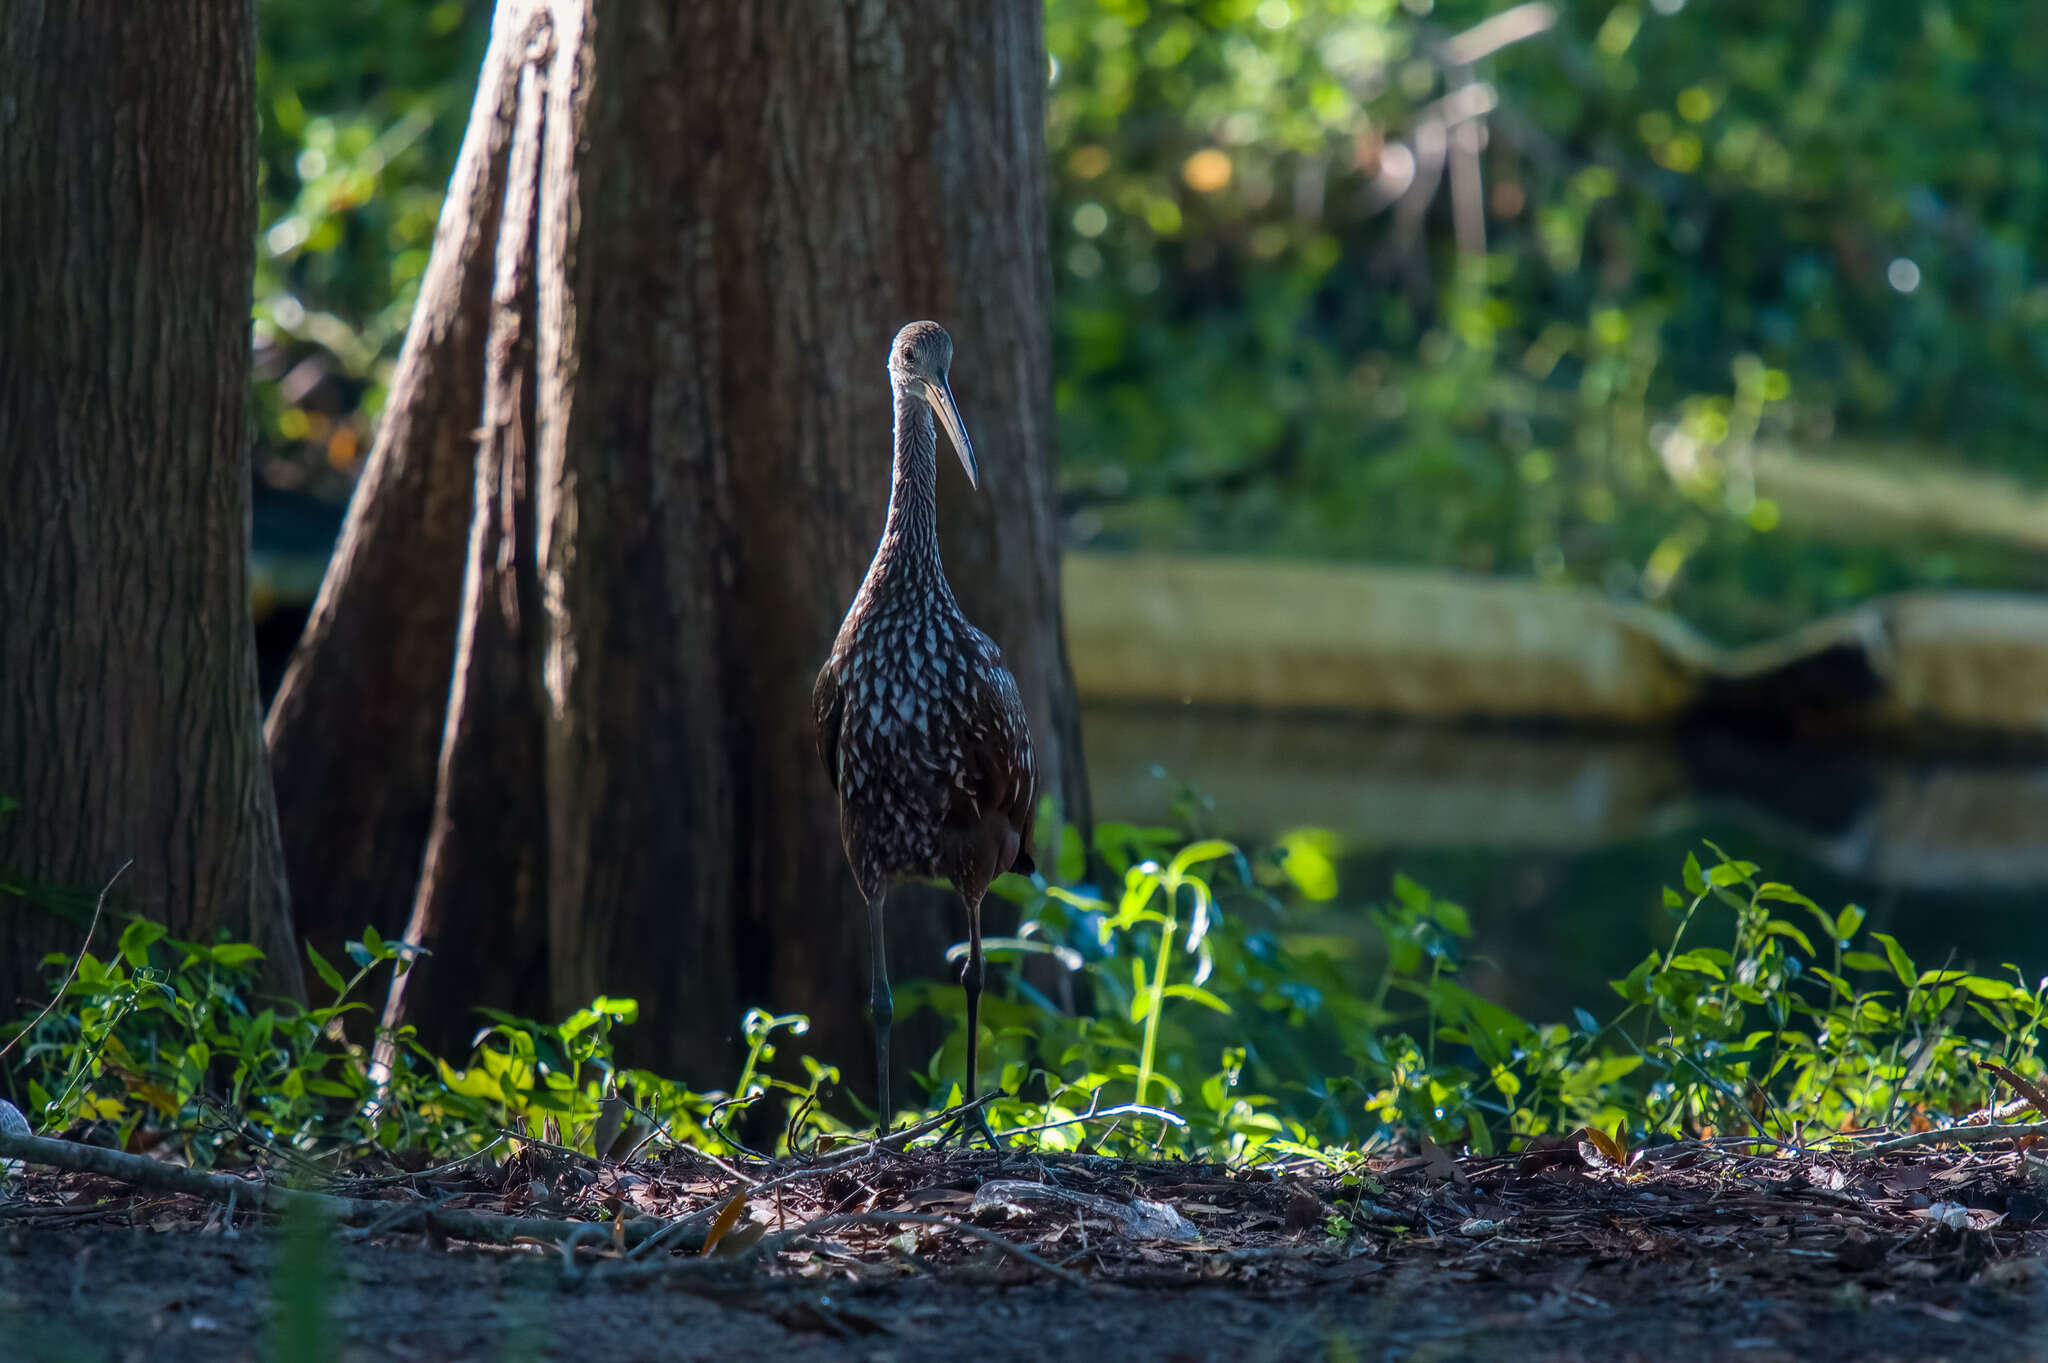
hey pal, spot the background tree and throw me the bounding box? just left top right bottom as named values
left=267, top=0, right=1087, bottom=1083
left=0, top=1, right=300, bottom=1007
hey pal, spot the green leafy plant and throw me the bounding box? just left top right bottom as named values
left=911, top=829, right=2045, bottom=1160
left=3, top=923, right=746, bottom=1165
left=7, top=834, right=2041, bottom=1165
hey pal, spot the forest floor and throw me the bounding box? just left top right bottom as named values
left=5, top=1131, right=2048, bottom=1362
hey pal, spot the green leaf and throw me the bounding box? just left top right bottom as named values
left=1667, top=949, right=1726, bottom=979
left=1806, top=968, right=1855, bottom=1001
left=1162, top=982, right=1232, bottom=1014
left=1764, top=922, right=1815, bottom=955
left=305, top=943, right=346, bottom=995
left=1841, top=951, right=1891, bottom=974
left=1276, top=830, right=1339, bottom=901
left=1168, top=838, right=1236, bottom=879
left=1682, top=853, right=1706, bottom=897
left=117, top=919, right=166, bottom=968
left=1756, top=883, right=1819, bottom=910
left=208, top=944, right=266, bottom=968
left=1870, top=932, right=1917, bottom=988
left=1835, top=905, right=1866, bottom=941
left=1047, top=885, right=1111, bottom=916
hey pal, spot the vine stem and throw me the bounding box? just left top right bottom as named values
left=1132, top=879, right=1180, bottom=1111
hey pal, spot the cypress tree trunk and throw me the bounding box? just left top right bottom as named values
left=0, top=1, right=300, bottom=1008
left=268, top=0, right=1085, bottom=1086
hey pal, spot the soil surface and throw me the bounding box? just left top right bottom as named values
left=6, top=1135, right=2048, bottom=1361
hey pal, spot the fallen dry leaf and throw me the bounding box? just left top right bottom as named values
left=699, top=1189, right=749, bottom=1257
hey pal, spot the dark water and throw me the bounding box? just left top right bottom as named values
left=1082, top=704, right=2048, bottom=1024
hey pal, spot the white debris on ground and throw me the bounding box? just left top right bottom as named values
left=0, top=1098, right=28, bottom=1188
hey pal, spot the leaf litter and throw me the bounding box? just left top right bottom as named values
left=5, top=1118, right=2048, bottom=1360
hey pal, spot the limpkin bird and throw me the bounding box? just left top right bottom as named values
left=813, top=320, right=1038, bottom=1142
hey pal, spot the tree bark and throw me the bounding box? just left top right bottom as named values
left=0, top=1, right=300, bottom=1006
left=270, top=0, right=1086, bottom=1084
left=263, top=15, right=521, bottom=972
left=377, top=20, right=553, bottom=1053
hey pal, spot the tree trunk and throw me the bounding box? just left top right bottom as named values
left=268, top=0, right=1086, bottom=1086
left=262, top=16, right=520, bottom=974
left=0, top=1, right=300, bottom=1008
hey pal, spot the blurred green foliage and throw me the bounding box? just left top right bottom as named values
left=1045, top=0, right=2048, bottom=639
left=252, top=0, right=2046, bottom=639
left=252, top=0, right=482, bottom=501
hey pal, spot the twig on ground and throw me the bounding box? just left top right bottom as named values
left=883, top=1095, right=999, bottom=1152
left=623, top=1200, right=730, bottom=1262
left=998, top=1098, right=1187, bottom=1141
left=0, top=1130, right=683, bottom=1251
left=1975, top=1060, right=2048, bottom=1119
left=1858, top=1121, right=2048, bottom=1154
left=0, top=861, right=128, bottom=1070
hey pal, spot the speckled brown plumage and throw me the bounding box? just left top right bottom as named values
left=813, top=321, right=1036, bottom=1139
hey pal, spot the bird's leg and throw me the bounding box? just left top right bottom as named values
left=959, top=889, right=1003, bottom=1151
left=867, top=888, right=892, bottom=1144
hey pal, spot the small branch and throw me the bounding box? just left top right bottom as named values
left=883, top=1094, right=999, bottom=1149
left=0, top=1131, right=683, bottom=1250
left=1975, top=1060, right=2048, bottom=1119
left=1857, top=1121, right=2048, bottom=1154
left=622, top=1199, right=729, bottom=1262
left=999, top=1100, right=1186, bottom=1141
left=0, top=860, right=128, bottom=1070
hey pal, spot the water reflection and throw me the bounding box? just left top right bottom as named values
left=1083, top=704, right=2048, bottom=1020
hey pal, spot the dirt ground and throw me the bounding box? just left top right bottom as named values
left=6, top=1137, right=2048, bottom=1362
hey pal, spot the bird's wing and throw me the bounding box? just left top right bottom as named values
left=812, top=660, right=845, bottom=793
left=988, top=660, right=1039, bottom=877
left=946, top=631, right=1039, bottom=877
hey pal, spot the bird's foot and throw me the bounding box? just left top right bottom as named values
left=934, top=1098, right=1007, bottom=1155
left=967, top=1104, right=1006, bottom=1154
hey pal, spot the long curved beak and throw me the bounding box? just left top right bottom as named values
left=925, top=375, right=979, bottom=491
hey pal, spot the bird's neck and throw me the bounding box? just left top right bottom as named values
left=869, top=384, right=951, bottom=603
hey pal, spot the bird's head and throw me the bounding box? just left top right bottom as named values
left=888, top=320, right=977, bottom=490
